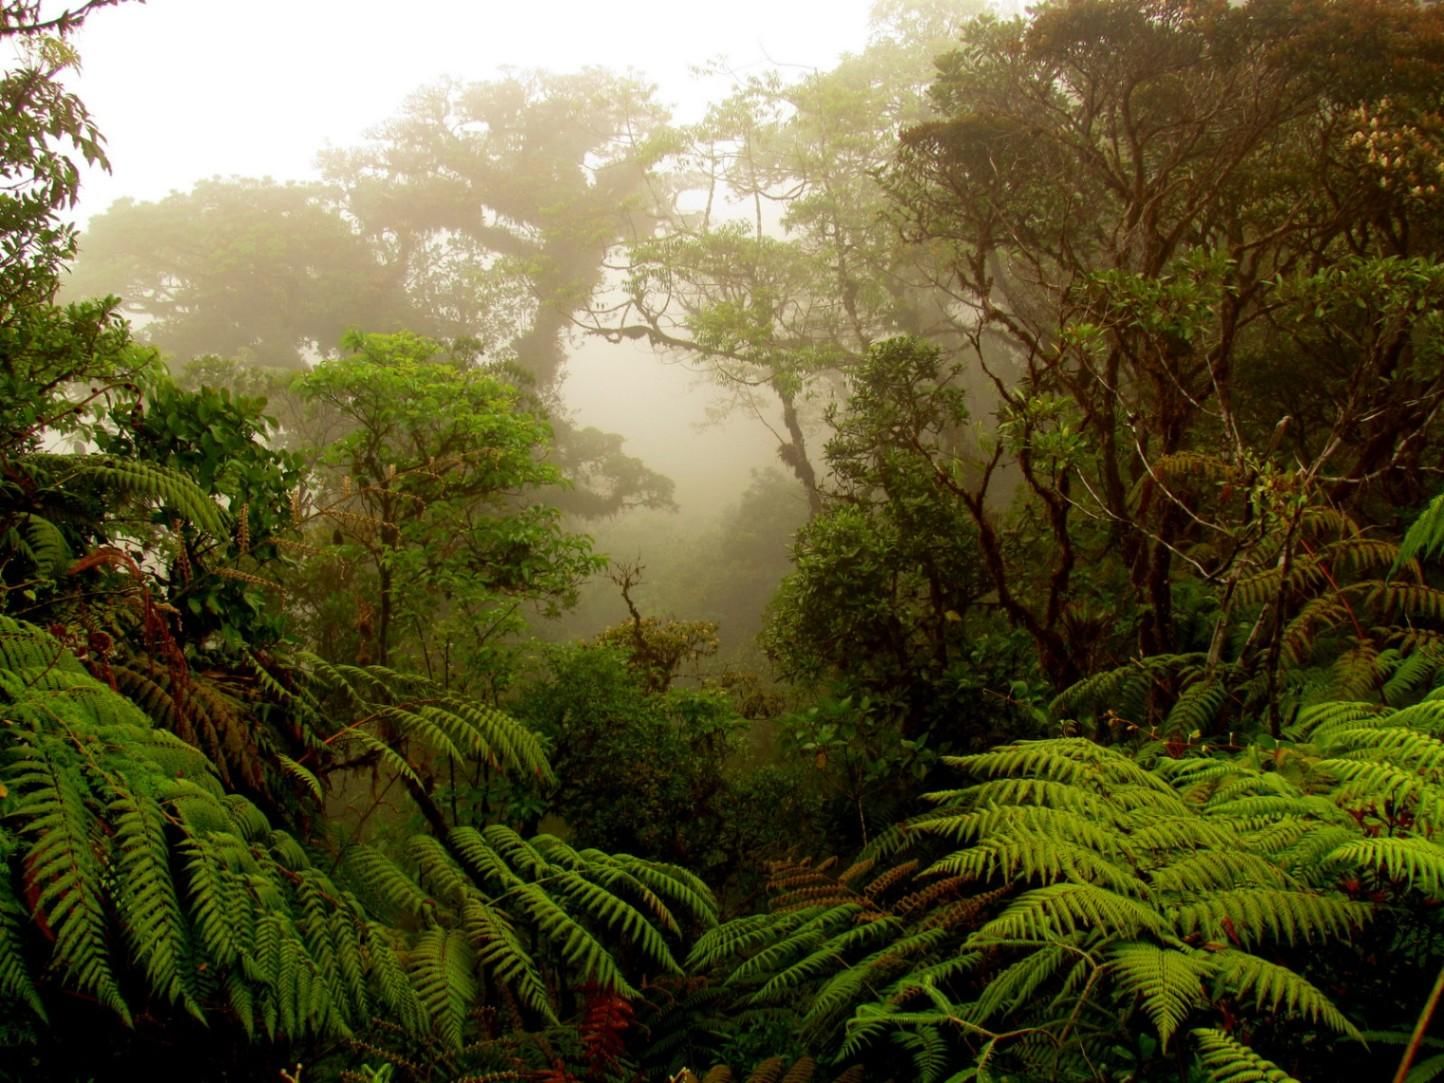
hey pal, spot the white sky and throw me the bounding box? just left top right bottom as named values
left=67, top=0, right=878, bottom=222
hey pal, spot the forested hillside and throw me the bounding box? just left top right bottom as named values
left=5, top=0, right=1444, bottom=1079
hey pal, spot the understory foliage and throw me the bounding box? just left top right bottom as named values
left=675, top=492, right=1444, bottom=1079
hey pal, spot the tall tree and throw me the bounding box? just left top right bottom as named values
left=65, top=179, right=415, bottom=368
left=69, top=71, right=678, bottom=515
left=885, top=0, right=1444, bottom=684
left=322, top=69, right=675, bottom=389
left=291, top=330, right=601, bottom=683
left=600, top=0, right=989, bottom=511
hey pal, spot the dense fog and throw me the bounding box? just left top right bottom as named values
left=55, top=0, right=904, bottom=647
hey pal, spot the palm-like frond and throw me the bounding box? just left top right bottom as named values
left=26, top=452, right=225, bottom=536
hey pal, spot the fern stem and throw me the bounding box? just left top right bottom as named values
left=1394, top=961, right=1444, bottom=1083
left=1053, top=955, right=1105, bottom=1080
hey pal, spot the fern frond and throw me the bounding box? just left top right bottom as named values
left=1291, top=700, right=1385, bottom=740
left=110, top=785, right=203, bottom=1020
left=1191, top=1027, right=1299, bottom=1082
left=972, top=882, right=1168, bottom=942
left=727, top=907, right=860, bottom=986
left=750, top=916, right=900, bottom=1004
left=970, top=943, right=1072, bottom=1024
left=9, top=511, right=71, bottom=578
left=688, top=911, right=814, bottom=970
left=1327, top=836, right=1444, bottom=897
left=1110, top=941, right=1208, bottom=1048
left=407, top=926, right=476, bottom=1050
left=907, top=804, right=1119, bottom=853
left=275, top=754, right=322, bottom=800
left=946, top=738, right=1175, bottom=796
left=1150, top=850, right=1294, bottom=894
left=1384, top=650, right=1444, bottom=708
left=1209, top=949, right=1360, bottom=1039
left=1397, top=491, right=1444, bottom=570
left=1173, top=888, right=1368, bottom=947
left=509, top=879, right=636, bottom=995
left=13, top=748, right=131, bottom=1023
left=1165, top=677, right=1229, bottom=736
left=30, top=453, right=225, bottom=536
left=548, top=867, right=681, bottom=974
left=0, top=857, right=45, bottom=1020
left=461, top=898, right=552, bottom=1021
left=1316, top=758, right=1444, bottom=827
left=557, top=847, right=716, bottom=934
left=365, top=920, right=426, bottom=1034
left=927, top=831, right=1147, bottom=896
left=1370, top=583, right=1444, bottom=624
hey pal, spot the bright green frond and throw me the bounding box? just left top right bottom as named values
left=1110, top=941, right=1209, bottom=1048
left=973, top=882, right=1168, bottom=942
left=1173, top=888, right=1369, bottom=948
left=1328, top=836, right=1444, bottom=897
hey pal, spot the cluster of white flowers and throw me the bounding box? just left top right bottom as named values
left=1348, top=99, right=1443, bottom=200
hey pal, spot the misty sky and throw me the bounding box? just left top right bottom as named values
left=67, top=0, right=880, bottom=222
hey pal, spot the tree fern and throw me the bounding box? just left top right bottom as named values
left=37, top=453, right=225, bottom=533
left=336, top=822, right=716, bottom=1049
left=0, top=617, right=465, bottom=1044
left=11, top=743, right=131, bottom=1023
left=407, top=926, right=476, bottom=1051
left=1210, top=950, right=1361, bottom=1040
left=1, top=510, right=71, bottom=579
left=688, top=710, right=1444, bottom=1079
left=973, top=881, right=1170, bottom=942
left=1397, top=490, right=1444, bottom=569
left=0, top=841, right=43, bottom=1020
left=109, top=785, right=204, bottom=1020
left=300, top=653, right=555, bottom=794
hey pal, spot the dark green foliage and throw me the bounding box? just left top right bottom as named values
left=765, top=339, right=983, bottom=694
left=884, top=0, right=1444, bottom=688
left=764, top=338, right=1043, bottom=748
left=515, top=644, right=818, bottom=892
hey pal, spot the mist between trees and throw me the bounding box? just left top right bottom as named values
left=8, top=0, right=1444, bottom=1079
